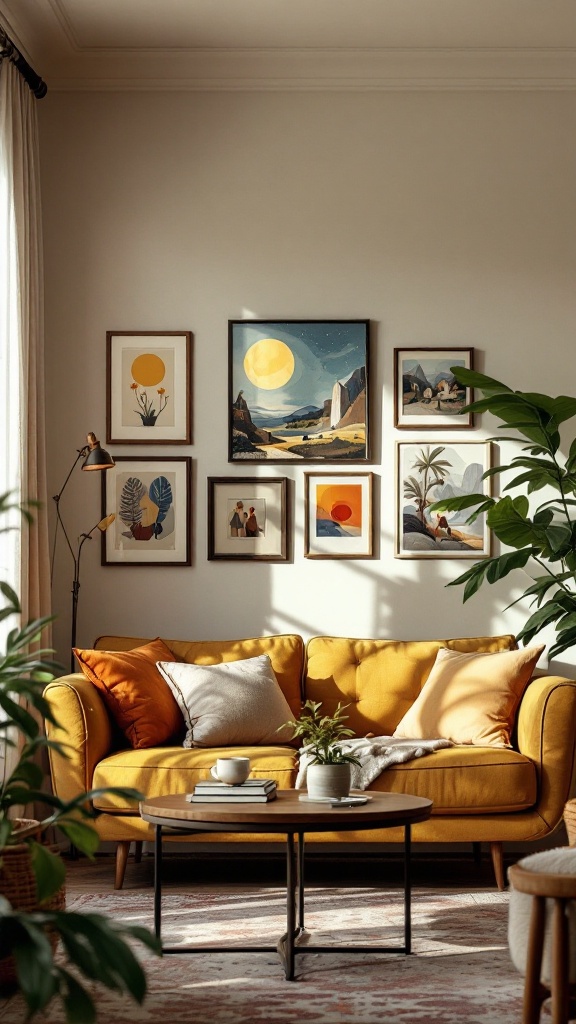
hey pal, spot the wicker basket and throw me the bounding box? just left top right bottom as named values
left=0, top=822, right=66, bottom=989
left=563, top=799, right=576, bottom=847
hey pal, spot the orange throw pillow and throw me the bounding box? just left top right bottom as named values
left=74, top=638, right=184, bottom=749
left=393, top=644, right=545, bottom=747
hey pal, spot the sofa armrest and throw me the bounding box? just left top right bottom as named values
left=517, top=675, right=576, bottom=828
left=43, top=674, right=113, bottom=802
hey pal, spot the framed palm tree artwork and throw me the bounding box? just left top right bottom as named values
left=395, top=441, right=492, bottom=559
left=101, top=456, right=192, bottom=565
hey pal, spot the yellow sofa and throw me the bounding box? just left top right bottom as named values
left=44, top=632, right=576, bottom=890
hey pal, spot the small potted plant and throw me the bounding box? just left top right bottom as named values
left=283, top=700, right=361, bottom=799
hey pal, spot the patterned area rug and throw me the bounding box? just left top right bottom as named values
left=0, top=886, right=524, bottom=1023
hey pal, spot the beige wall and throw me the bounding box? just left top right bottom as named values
left=39, top=89, right=576, bottom=671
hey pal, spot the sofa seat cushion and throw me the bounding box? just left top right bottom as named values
left=305, top=634, right=517, bottom=738
left=367, top=745, right=537, bottom=814
left=92, top=745, right=298, bottom=811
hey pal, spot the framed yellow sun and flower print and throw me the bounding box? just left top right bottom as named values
left=106, top=331, right=192, bottom=444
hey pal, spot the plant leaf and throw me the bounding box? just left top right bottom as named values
left=29, top=842, right=67, bottom=903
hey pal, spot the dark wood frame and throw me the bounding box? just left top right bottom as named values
left=101, top=455, right=192, bottom=566
left=106, top=330, right=192, bottom=444
left=304, top=472, right=374, bottom=559
left=207, top=476, right=288, bottom=562
left=393, top=347, right=474, bottom=430
left=228, top=319, right=370, bottom=463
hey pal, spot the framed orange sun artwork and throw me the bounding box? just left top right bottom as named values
left=106, top=331, right=192, bottom=444
left=304, top=472, right=374, bottom=559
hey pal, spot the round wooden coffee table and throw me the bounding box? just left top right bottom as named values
left=140, top=789, right=432, bottom=980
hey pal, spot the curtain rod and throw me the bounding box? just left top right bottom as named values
left=0, top=25, right=47, bottom=98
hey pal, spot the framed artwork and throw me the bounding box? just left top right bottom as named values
left=394, top=347, right=474, bottom=429
left=101, top=456, right=192, bottom=565
left=106, top=331, right=192, bottom=444
left=228, top=319, right=370, bottom=463
left=395, top=441, right=492, bottom=559
left=208, top=477, right=288, bottom=562
left=304, top=472, right=374, bottom=559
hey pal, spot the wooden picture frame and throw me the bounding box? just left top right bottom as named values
left=229, top=319, right=370, bottom=462
left=106, top=331, right=192, bottom=444
left=395, top=441, right=492, bottom=559
left=304, top=472, right=374, bottom=559
left=208, top=477, right=288, bottom=561
left=102, top=456, right=192, bottom=565
left=394, top=347, right=474, bottom=429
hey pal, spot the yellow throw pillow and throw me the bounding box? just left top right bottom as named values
left=393, top=644, right=545, bottom=747
left=74, top=638, right=184, bottom=749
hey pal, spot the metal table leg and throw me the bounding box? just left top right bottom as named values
left=404, top=823, right=411, bottom=954
left=154, top=824, right=162, bottom=939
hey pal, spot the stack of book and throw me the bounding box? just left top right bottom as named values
left=186, top=779, right=277, bottom=803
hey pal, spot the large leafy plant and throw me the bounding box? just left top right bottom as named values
left=0, top=493, right=160, bottom=1021
left=429, top=370, right=576, bottom=660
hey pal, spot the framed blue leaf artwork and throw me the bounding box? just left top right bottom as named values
left=102, top=456, right=191, bottom=565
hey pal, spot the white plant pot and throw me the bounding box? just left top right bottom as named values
left=306, top=763, right=351, bottom=800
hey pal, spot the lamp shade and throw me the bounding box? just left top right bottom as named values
left=81, top=433, right=115, bottom=472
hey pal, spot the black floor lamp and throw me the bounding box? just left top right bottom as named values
left=51, top=433, right=116, bottom=671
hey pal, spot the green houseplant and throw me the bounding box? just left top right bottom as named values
left=283, top=700, right=361, bottom=799
left=429, top=369, right=576, bottom=660
left=0, top=493, right=160, bottom=1021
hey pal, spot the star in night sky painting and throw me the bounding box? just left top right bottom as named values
left=229, top=320, right=370, bottom=462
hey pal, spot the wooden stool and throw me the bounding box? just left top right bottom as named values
left=508, top=861, right=576, bottom=1024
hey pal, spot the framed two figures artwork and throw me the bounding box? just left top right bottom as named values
left=208, top=477, right=288, bottom=562
left=106, top=331, right=192, bottom=444
left=102, top=457, right=192, bottom=566
left=229, top=320, right=370, bottom=463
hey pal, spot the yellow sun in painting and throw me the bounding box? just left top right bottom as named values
left=243, top=339, right=295, bottom=390
left=131, top=353, right=166, bottom=387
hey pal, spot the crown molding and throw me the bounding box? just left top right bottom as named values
left=40, top=47, right=576, bottom=92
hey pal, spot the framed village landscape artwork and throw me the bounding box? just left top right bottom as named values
left=207, top=477, right=288, bottom=561
left=106, top=331, right=192, bottom=444
left=305, top=473, right=374, bottom=559
left=395, top=441, right=492, bottom=559
left=228, top=320, right=369, bottom=463
left=102, top=456, right=191, bottom=565
left=394, top=347, right=474, bottom=429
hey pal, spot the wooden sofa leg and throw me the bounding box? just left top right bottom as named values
left=115, top=841, right=130, bottom=890
left=490, top=841, right=505, bottom=890
left=134, top=841, right=143, bottom=864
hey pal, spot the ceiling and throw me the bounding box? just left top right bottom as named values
left=2, top=0, right=576, bottom=91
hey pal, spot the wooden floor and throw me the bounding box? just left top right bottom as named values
left=63, top=847, right=504, bottom=896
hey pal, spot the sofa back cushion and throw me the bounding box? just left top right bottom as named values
left=95, top=633, right=304, bottom=722
left=304, top=634, right=518, bottom=738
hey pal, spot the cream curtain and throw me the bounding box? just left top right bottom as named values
left=0, top=59, right=50, bottom=780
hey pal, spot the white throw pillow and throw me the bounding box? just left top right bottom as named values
left=156, top=654, right=295, bottom=748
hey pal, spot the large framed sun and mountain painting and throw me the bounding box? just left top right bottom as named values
left=394, top=347, right=474, bottom=429
left=106, top=331, right=192, bottom=444
left=395, top=441, right=492, bottom=559
left=207, top=477, right=288, bottom=561
left=228, top=320, right=370, bottom=462
left=102, top=456, right=192, bottom=565
left=304, top=473, right=373, bottom=559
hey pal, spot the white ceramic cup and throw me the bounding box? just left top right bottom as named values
left=210, top=757, right=251, bottom=785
